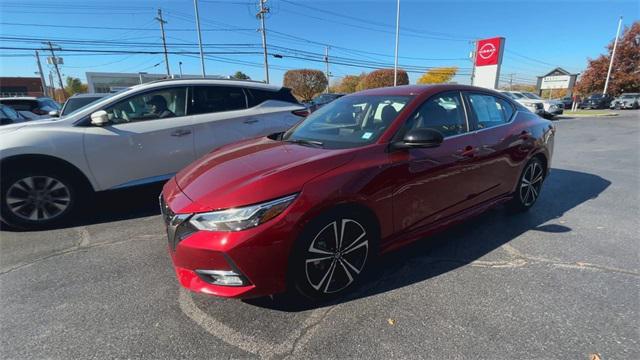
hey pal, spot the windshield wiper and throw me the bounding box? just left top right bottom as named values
left=284, top=139, right=324, bottom=148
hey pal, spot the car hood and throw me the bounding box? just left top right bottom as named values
left=175, top=137, right=355, bottom=211
left=0, top=117, right=63, bottom=133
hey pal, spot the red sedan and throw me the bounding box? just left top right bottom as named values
left=161, top=84, right=555, bottom=300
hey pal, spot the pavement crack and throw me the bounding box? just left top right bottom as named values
left=0, top=235, right=157, bottom=276
left=281, top=306, right=336, bottom=360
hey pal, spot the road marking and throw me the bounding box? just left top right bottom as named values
left=178, top=289, right=332, bottom=359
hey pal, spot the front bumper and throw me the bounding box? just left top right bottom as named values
left=160, top=185, right=305, bottom=299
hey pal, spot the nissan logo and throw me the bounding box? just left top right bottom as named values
left=478, top=43, right=496, bottom=60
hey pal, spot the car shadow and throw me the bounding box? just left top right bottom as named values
left=0, top=183, right=164, bottom=232
left=245, top=168, right=611, bottom=311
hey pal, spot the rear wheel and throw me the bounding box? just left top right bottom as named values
left=1, top=168, right=84, bottom=229
left=508, top=157, right=545, bottom=213
left=290, top=209, right=377, bottom=301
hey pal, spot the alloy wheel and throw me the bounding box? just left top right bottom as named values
left=5, top=176, right=71, bottom=221
left=519, top=161, right=543, bottom=207
left=305, top=219, right=369, bottom=294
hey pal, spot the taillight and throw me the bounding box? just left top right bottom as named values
left=292, top=109, right=309, bottom=117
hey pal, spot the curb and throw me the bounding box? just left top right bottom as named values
left=561, top=113, right=619, bottom=118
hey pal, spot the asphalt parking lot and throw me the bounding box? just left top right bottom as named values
left=1, top=111, right=638, bottom=359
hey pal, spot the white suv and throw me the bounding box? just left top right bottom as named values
left=0, top=79, right=306, bottom=229
left=500, top=91, right=545, bottom=116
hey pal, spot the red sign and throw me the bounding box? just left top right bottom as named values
left=475, top=37, right=504, bottom=67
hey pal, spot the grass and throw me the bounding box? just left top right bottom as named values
left=563, top=110, right=618, bottom=116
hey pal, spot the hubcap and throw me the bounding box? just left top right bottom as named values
left=5, top=176, right=71, bottom=221
left=519, top=162, right=543, bottom=207
left=305, top=219, right=369, bottom=294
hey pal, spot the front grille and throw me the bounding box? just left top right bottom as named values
left=159, top=195, right=196, bottom=250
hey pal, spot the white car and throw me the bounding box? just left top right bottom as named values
left=519, top=92, right=564, bottom=118
left=0, top=79, right=306, bottom=229
left=500, top=91, right=545, bottom=116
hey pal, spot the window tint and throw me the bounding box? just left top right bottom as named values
left=247, top=88, right=298, bottom=107
left=104, top=87, right=187, bottom=124
left=190, top=86, right=246, bottom=115
left=402, top=92, right=467, bottom=138
left=0, top=100, right=37, bottom=111
left=467, top=93, right=513, bottom=129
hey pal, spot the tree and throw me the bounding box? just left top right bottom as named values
left=283, top=69, right=327, bottom=102
left=334, top=73, right=366, bottom=93
left=575, top=21, right=640, bottom=96
left=231, top=71, right=250, bottom=80
left=358, top=69, right=409, bottom=90
left=64, top=76, right=87, bottom=95
left=417, top=67, right=458, bottom=84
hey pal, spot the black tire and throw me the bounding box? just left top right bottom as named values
left=0, top=167, right=85, bottom=229
left=289, top=208, right=378, bottom=301
left=507, top=157, right=545, bottom=213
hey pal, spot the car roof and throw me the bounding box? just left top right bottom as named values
left=133, top=78, right=283, bottom=92
left=68, top=93, right=110, bottom=98
left=0, top=96, right=39, bottom=101
left=354, top=84, right=506, bottom=97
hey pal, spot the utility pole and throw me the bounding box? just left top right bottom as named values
left=44, top=41, right=65, bottom=99
left=179, top=61, right=184, bottom=77
left=324, top=46, right=330, bottom=93
left=393, top=0, right=400, bottom=86
left=508, top=73, right=515, bottom=90
left=257, top=0, right=270, bottom=83
left=34, top=50, right=48, bottom=97
left=193, top=0, right=206, bottom=77
left=469, top=40, right=477, bottom=86
left=155, top=9, right=171, bottom=77
left=603, top=16, right=623, bottom=95
left=48, top=71, right=55, bottom=98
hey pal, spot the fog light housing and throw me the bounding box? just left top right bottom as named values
left=196, top=269, right=248, bottom=287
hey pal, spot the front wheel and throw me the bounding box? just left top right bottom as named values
left=290, top=209, right=377, bottom=301
left=508, top=157, right=545, bottom=213
left=1, top=169, right=82, bottom=229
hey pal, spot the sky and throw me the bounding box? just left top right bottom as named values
left=0, top=0, right=638, bottom=88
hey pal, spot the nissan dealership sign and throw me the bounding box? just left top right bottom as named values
left=472, top=37, right=505, bottom=89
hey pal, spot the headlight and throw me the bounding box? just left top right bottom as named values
left=189, top=194, right=297, bottom=231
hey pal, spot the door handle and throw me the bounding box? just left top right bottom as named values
left=457, top=145, right=476, bottom=158
left=243, top=119, right=259, bottom=124
left=171, top=129, right=191, bottom=137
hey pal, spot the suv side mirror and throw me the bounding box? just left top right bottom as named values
left=392, top=128, right=444, bottom=150
left=49, top=110, right=60, bottom=117
left=90, top=110, right=110, bottom=126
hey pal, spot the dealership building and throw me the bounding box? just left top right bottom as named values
left=86, top=72, right=227, bottom=93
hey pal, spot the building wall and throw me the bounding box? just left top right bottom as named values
left=0, top=77, right=45, bottom=97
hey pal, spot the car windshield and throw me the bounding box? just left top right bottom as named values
left=590, top=94, right=603, bottom=99
left=283, top=95, right=413, bottom=149
left=522, top=92, right=542, bottom=100
left=61, top=96, right=104, bottom=116
left=508, top=92, right=524, bottom=99
left=621, top=94, right=635, bottom=99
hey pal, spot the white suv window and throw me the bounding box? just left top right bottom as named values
left=105, top=87, right=187, bottom=124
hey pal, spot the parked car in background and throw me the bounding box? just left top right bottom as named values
left=56, top=93, right=110, bottom=117
left=500, top=91, right=545, bottom=116
left=609, top=93, right=639, bottom=109
left=519, top=92, right=563, bottom=118
left=0, top=96, right=60, bottom=119
left=0, top=79, right=306, bottom=229
left=578, top=93, right=614, bottom=109
left=0, top=104, right=30, bottom=125
left=161, top=84, right=555, bottom=300
left=559, top=96, right=573, bottom=109
left=307, top=93, right=345, bottom=113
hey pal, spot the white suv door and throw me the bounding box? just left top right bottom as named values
left=83, top=86, right=195, bottom=190
left=189, top=85, right=266, bottom=158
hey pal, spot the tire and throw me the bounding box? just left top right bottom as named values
left=290, top=208, right=378, bottom=301
left=508, top=157, right=545, bottom=213
left=0, top=167, right=84, bottom=229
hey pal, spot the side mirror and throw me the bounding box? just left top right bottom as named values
left=392, top=128, right=444, bottom=150
left=90, top=110, right=110, bottom=126
left=49, top=110, right=60, bottom=117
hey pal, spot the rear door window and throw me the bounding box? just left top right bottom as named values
left=466, top=93, right=514, bottom=130
left=246, top=88, right=298, bottom=107
left=189, top=86, right=247, bottom=115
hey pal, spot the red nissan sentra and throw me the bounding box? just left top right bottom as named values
left=161, top=84, right=554, bottom=300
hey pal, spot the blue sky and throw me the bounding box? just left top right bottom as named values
left=0, top=0, right=638, bottom=87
